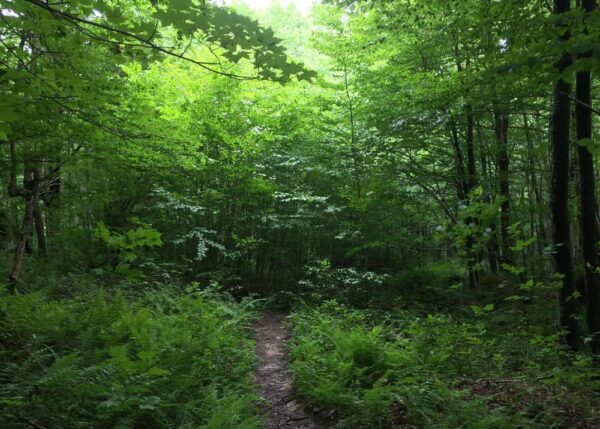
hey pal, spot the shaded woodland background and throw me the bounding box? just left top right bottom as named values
left=1, top=0, right=599, bottom=427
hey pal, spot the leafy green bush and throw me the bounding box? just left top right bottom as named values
left=0, top=286, right=260, bottom=429
left=94, top=222, right=163, bottom=281
left=296, top=259, right=391, bottom=306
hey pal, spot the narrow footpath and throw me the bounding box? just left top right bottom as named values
left=255, top=313, right=330, bottom=429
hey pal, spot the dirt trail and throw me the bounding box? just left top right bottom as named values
left=255, top=313, right=330, bottom=429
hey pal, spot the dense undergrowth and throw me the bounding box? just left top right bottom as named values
left=286, top=263, right=600, bottom=428
left=0, top=278, right=261, bottom=429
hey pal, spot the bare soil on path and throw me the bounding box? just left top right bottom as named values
left=254, top=313, right=331, bottom=429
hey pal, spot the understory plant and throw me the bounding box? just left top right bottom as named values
left=0, top=285, right=261, bottom=429
left=287, top=301, right=600, bottom=428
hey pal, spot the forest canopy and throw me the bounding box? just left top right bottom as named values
left=1, top=0, right=600, bottom=428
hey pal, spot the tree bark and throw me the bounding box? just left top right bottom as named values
left=8, top=140, right=22, bottom=198
left=576, top=0, right=600, bottom=353
left=477, top=122, right=500, bottom=273
left=494, top=106, right=511, bottom=261
left=465, top=105, right=480, bottom=289
left=344, top=65, right=361, bottom=198
left=34, top=204, right=46, bottom=258
left=449, top=116, right=468, bottom=200
left=523, top=109, right=547, bottom=257
left=550, top=0, right=579, bottom=349
left=466, top=105, right=477, bottom=191
left=8, top=177, right=39, bottom=293
left=32, top=168, right=46, bottom=257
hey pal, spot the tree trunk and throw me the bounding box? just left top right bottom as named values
left=494, top=106, right=511, bottom=261
left=449, top=116, right=468, bottom=200
left=523, top=109, right=547, bottom=257
left=576, top=0, right=600, bottom=353
left=32, top=167, right=46, bottom=257
left=8, top=182, right=39, bottom=293
left=34, top=204, right=46, bottom=258
left=23, top=168, right=35, bottom=256
left=551, top=0, right=579, bottom=349
left=466, top=105, right=477, bottom=191
left=45, top=164, right=62, bottom=240
left=465, top=105, right=480, bottom=289
left=477, top=122, right=500, bottom=273
left=344, top=66, right=361, bottom=199
left=8, top=140, right=19, bottom=197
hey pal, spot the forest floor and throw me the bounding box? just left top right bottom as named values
left=254, top=313, right=330, bottom=429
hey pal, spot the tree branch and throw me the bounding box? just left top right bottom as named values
left=24, top=0, right=260, bottom=80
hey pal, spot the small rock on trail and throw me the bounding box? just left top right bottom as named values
left=254, top=313, right=330, bottom=429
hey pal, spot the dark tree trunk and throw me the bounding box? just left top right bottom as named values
left=494, top=106, right=511, bottom=261
left=7, top=149, right=46, bottom=291
left=477, top=123, right=500, bottom=273
left=32, top=167, right=46, bottom=257
left=466, top=105, right=477, bottom=191
left=8, top=178, right=39, bottom=293
left=45, top=164, right=62, bottom=240
left=23, top=168, right=35, bottom=256
left=449, top=116, right=468, bottom=200
left=34, top=205, right=46, bottom=258
left=551, top=0, right=579, bottom=349
left=465, top=105, right=480, bottom=289
left=523, top=109, right=547, bottom=256
left=8, top=140, right=19, bottom=197
left=450, top=102, right=480, bottom=289
left=576, top=0, right=600, bottom=353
